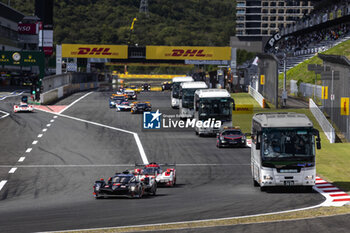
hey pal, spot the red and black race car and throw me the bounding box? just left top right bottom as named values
left=216, top=127, right=246, bottom=148
left=93, top=171, right=156, bottom=199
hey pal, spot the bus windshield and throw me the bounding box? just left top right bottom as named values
left=172, top=82, right=181, bottom=98
left=261, top=128, right=315, bottom=161
left=182, top=88, right=198, bottom=108
left=198, top=98, right=232, bottom=121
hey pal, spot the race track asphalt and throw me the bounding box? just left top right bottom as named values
left=0, top=90, right=327, bottom=233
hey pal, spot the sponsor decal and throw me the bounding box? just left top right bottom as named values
left=62, top=44, right=128, bottom=58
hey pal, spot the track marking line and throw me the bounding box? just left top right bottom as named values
left=8, top=167, right=17, bottom=173
left=18, top=157, right=25, bottom=162
left=32, top=140, right=38, bottom=145
left=46, top=124, right=51, bottom=127
left=0, top=180, right=7, bottom=191
left=34, top=107, right=149, bottom=165
left=42, top=128, right=47, bottom=132
left=25, top=148, right=32, bottom=153
left=0, top=163, right=250, bottom=168
left=38, top=134, right=43, bottom=138
left=0, top=110, right=10, bottom=119
left=53, top=116, right=57, bottom=119
left=59, top=92, right=93, bottom=114
left=50, top=119, right=54, bottom=122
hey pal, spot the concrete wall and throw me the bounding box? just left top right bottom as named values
left=42, top=72, right=97, bottom=92
left=40, top=82, right=99, bottom=105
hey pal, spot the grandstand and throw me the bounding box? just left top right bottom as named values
left=272, top=1, right=350, bottom=73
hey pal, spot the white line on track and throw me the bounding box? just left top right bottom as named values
left=59, top=91, right=93, bottom=114
left=53, top=116, right=57, bottom=119
left=18, top=157, right=25, bottom=162
left=0, top=180, right=7, bottom=191
left=38, top=134, right=43, bottom=138
left=42, top=128, right=47, bottom=132
left=8, top=167, right=17, bottom=173
left=32, top=140, right=38, bottom=145
left=25, top=148, right=32, bottom=153
left=46, top=124, right=51, bottom=127
left=0, top=164, right=250, bottom=168
left=50, top=119, right=54, bottom=122
left=35, top=106, right=149, bottom=164
left=0, top=109, right=10, bottom=119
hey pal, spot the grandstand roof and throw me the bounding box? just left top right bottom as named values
left=318, top=54, right=350, bottom=67
left=0, top=2, right=24, bottom=22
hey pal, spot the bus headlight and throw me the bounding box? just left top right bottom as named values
left=263, top=175, right=273, bottom=180
left=305, top=175, right=314, bottom=180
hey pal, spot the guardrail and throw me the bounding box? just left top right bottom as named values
left=248, top=85, right=266, bottom=108
left=309, top=98, right=335, bottom=143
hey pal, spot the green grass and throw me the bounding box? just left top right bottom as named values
left=232, top=93, right=350, bottom=192
left=279, top=39, right=350, bottom=84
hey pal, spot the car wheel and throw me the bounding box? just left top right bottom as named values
left=173, top=178, right=176, bottom=186
left=152, top=185, right=157, bottom=196
left=138, top=187, right=143, bottom=198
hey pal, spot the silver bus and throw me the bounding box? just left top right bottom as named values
left=251, top=112, right=321, bottom=191
left=179, top=81, right=208, bottom=118
left=194, top=89, right=234, bottom=136
left=171, top=76, right=194, bottom=108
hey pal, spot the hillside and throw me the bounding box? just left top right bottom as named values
left=279, top=39, right=350, bottom=84
left=2, top=0, right=236, bottom=46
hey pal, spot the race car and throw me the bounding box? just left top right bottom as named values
left=128, top=85, right=142, bottom=93
left=130, top=101, right=152, bottom=114
left=116, top=101, right=131, bottom=111
left=216, top=127, right=246, bottom=148
left=136, top=162, right=176, bottom=187
left=93, top=171, right=156, bottom=199
left=142, top=83, right=151, bottom=91
left=109, top=94, right=127, bottom=108
left=162, top=81, right=172, bottom=91
left=123, top=89, right=137, bottom=100
left=13, top=102, right=34, bottom=113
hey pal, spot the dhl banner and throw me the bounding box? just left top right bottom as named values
left=341, top=97, right=349, bottom=116
left=232, top=104, right=253, bottom=114
left=146, top=46, right=231, bottom=60
left=62, top=44, right=128, bottom=59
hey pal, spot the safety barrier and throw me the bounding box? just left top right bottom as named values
left=248, top=85, right=266, bottom=108
left=40, top=82, right=99, bottom=105
left=309, top=98, right=335, bottom=143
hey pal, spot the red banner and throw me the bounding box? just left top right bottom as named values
left=18, top=23, right=37, bottom=35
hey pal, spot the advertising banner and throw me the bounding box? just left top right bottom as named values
left=62, top=44, right=128, bottom=59
left=18, top=23, right=37, bottom=35
left=341, top=98, right=349, bottom=116
left=146, top=46, right=231, bottom=60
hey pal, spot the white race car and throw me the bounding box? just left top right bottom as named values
left=135, top=163, right=176, bottom=187
left=116, top=101, right=131, bottom=111
left=13, top=102, right=34, bottom=113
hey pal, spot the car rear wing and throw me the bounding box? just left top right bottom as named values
left=135, top=162, right=176, bottom=168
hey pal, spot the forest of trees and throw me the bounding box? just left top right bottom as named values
left=4, top=0, right=236, bottom=46
left=2, top=0, right=255, bottom=69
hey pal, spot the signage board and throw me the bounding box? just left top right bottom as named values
left=62, top=44, right=128, bottom=59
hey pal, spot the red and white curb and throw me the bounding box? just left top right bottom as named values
left=314, top=176, right=350, bottom=207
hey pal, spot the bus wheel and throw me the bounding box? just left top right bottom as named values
left=253, top=179, right=259, bottom=187
left=195, top=131, right=198, bottom=135
left=260, top=186, right=267, bottom=192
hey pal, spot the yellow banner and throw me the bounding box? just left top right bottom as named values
left=233, top=104, right=253, bottom=114
left=337, top=9, right=342, bottom=18
left=62, top=44, right=128, bottom=59
left=260, top=75, right=265, bottom=85
left=341, top=98, right=349, bottom=116
left=146, top=46, right=231, bottom=60
left=322, top=86, right=328, bottom=99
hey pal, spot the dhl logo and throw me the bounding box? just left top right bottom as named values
left=166, top=49, right=213, bottom=57
left=73, top=47, right=113, bottom=55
